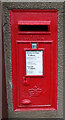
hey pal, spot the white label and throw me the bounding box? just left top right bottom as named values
left=26, top=50, right=43, bottom=75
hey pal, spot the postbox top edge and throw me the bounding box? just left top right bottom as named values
left=10, top=9, right=58, bottom=13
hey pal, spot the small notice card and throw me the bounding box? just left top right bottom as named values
left=26, top=50, right=43, bottom=75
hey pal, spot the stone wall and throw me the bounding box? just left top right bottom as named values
left=2, top=2, right=64, bottom=119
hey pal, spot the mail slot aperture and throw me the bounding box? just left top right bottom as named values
left=18, top=21, right=51, bottom=34
left=19, top=25, right=50, bottom=31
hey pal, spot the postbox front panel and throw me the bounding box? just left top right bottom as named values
left=10, top=10, right=58, bottom=111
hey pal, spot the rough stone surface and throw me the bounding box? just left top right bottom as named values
left=2, top=2, right=63, bottom=118
left=1, top=0, right=65, bottom=2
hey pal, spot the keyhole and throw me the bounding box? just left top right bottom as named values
left=25, top=77, right=26, bottom=82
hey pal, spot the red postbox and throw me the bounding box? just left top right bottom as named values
left=10, top=10, right=58, bottom=111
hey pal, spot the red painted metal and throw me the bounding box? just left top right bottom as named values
left=10, top=10, right=58, bottom=111
left=18, top=21, right=51, bottom=25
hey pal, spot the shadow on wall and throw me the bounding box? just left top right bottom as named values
left=2, top=33, right=8, bottom=119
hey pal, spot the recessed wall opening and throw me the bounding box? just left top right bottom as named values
left=18, top=25, right=50, bottom=32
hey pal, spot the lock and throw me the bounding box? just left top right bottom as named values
left=10, top=10, right=58, bottom=111
left=23, top=77, right=30, bottom=86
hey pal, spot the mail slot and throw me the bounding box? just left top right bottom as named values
left=10, top=10, right=58, bottom=111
